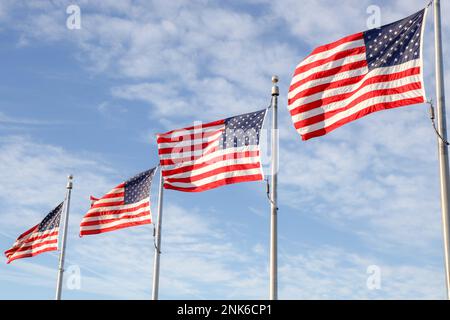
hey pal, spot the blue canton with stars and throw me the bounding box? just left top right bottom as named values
left=220, top=109, right=266, bottom=149
left=38, top=202, right=63, bottom=232
left=124, top=168, right=156, bottom=204
left=364, top=9, right=425, bottom=71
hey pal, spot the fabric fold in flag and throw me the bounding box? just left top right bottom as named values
left=80, top=167, right=157, bottom=236
left=157, top=109, right=267, bottom=192
left=288, top=8, right=427, bottom=140
left=5, top=202, right=63, bottom=264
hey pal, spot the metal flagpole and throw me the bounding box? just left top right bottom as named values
left=152, top=168, right=164, bottom=300
left=433, top=0, right=450, bottom=300
left=55, top=174, right=73, bottom=300
left=270, top=75, right=279, bottom=300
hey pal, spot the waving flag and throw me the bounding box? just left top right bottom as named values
left=5, top=202, right=63, bottom=264
left=80, top=168, right=156, bottom=236
left=157, top=109, right=267, bottom=192
left=288, top=9, right=427, bottom=140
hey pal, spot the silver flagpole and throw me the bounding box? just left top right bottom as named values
left=152, top=168, right=164, bottom=300
left=55, top=174, right=73, bottom=300
left=270, top=75, right=279, bottom=300
left=433, top=0, right=450, bottom=300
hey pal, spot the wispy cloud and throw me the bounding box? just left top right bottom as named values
left=0, top=0, right=449, bottom=299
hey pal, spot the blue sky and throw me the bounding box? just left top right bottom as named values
left=0, top=0, right=449, bottom=299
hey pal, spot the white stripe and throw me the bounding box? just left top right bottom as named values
left=81, top=205, right=151, bottom=222
left=289, top=59, right=420, bottom=110
left=291, top=71, right=422, bottom=123
left=297, top=89, right=424, bottom=134
left=157, top=130, right=223, bottom=149
left=90, top=187, right=124, bottom=205
left=15, top=227, right=59, bottom=243
left=86, top=198, right=149, bottom=214
left=158, top=138, right=221, bottom=160
left=103, top=187, right=124, bottom=195
left=289, top=65, right=368, bottom=100
left=291, top=59, right=420, bottom=109
left=166, top=155, right=262, bottom=179
left=290, top=53, right=367, bottom=85
left=8, top=234, right=59, bottom=252
left=166, top=167, right=262, bottom=188
left=93, top=195, right=124, bottom=205
left=7, top=243, right=58, bottom=258
left=298, top=39, right=365, bottom=68
left=289, top=59, right=420, bottom=112
left=161, top=145, right=260, bottom=170
left=158, top=124, right=225, bottom=140
left=292, top=72, right=421, bottom=119
left=80, top=215, right=151, bottom=231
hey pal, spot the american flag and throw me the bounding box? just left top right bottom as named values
left=288, top=9, right=427, bottom=140
left=5, top=202, right=63, bottom=264
left=80, top=168, right=156, bottom=236
left=157, top=109, right=267, bottom=192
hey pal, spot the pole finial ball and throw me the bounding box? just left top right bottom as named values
left=68, top=174, right=73, bottom=180
left=272, top=75, right=279, bottom=84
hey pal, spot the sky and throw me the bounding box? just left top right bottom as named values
left=0, top=0, right=449, bottom=300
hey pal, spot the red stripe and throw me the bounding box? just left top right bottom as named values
left=289, top=73, right=366, bottom=106
left=97, top=192, right=124, bottom=200
left=300, top=97, right=425, bottom=140
left=84, top=201, right=150, bottom=218
left=157, top=119, right=225, bottom=138
left=294, top=82, right=423, bottom=128
left=294, top=82, right=422, bottom=129
left=307, top=32, right=364, bottom=56
left=5, top=231, right=58, bottom=254
left=162, top=150, right=260, bottom=177
left=164, top=174, right=263, bottom=192
left=290, top=67, right=422, bottom=116
left=80, top=210, right=151, bottom=227
left=15, top=225, right=38, bottom=241
left=158, top=138, right=220, bottom=155
left=6, top=247, right=57, bottom=264
left=90, top=200, right=125, bottom=209
left=157, top=130, right=222, bottom=144
left=289, top=60, right=368, bottom=94
left=294, top=46, right=366, bottom=77
left=10, top=231, right=59, bottom=246
left=165, top=163, right=262, bottom=184
left=5, top=239, right=58, bottom=256
left=80, top=219, right=151, bottom=236
left=159, top=145, right=221, bottom=166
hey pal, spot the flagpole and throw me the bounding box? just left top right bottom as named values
left=152, top=169, right=164, bottom=300
left=270, top=75, right=279, bottom=300
left=55, top=174, right=73, bottom=300
left=433, top=0, right=450, bottom=300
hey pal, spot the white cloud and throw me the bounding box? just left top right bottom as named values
left=279, top=245, right=444, bottom=299
left=1, top=0, right=449, bottom=300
